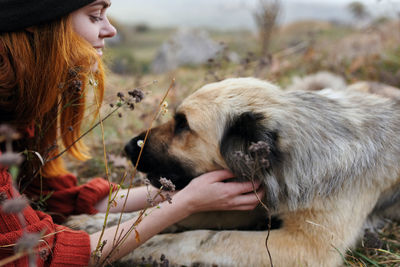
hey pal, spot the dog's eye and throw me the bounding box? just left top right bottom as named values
left=174, top=113, right=190, bottom=134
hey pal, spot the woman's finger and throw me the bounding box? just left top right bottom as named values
left=229, top=186, right=264, bottom=205
left=226, top=180, right=262, bottom=195
left=198, top=169, right=235, bottom=183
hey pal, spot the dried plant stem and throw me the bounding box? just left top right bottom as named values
left=45, top=106, right=121, bottom=163
left=378, top=259, right=400, bottom=264
left=249, top=167, right=274, bottom=267
left=53, top=79, right=156, bottom=140
left=93, top=84, right=110, bottom=182
left=99, top=79, right=175, bottom=264
left=92, top=85, right=116, bottom=256
left=111, top=78, right=175, bottom=242
left=101, top=187, right=166, bottom=266
left=0, top=227, right=68, bottom=250
left=47, top=79, right=157, bottom=163
left=0, top=252, right=27, bottom=266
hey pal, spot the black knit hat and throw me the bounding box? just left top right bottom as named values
left=0, top=0, right=96, bottom=32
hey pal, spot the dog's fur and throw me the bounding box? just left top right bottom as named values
left=123, top=77, right=400, bottom=266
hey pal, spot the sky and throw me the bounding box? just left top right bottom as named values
left=108, top=0, right=400, bottom=30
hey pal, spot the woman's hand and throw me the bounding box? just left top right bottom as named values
left=90, top=170, right=264, bottom=263
left=173, top=170, right=264, bottom=215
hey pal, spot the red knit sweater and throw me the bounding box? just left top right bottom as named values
left=0, top=165, right=114, bottom=266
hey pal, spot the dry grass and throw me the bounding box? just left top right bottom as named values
left=346, top=222, right=400, bottom=266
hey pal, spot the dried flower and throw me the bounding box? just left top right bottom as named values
left=0, top=124, right=20, bottom=142
left=244, top=154, right=252, bottom=164
left=109, top=103, right=114, bottom=108
left=161, top=101, right=169, bottom=116
left=128, top=89, right=145, bottom=103
left=99, top=239, right=107, bottom=251
left=117, top=92, right=125, bottom=100
left=39, top=248, right=50, bottom=261
left=260, top=158, right=270, bottom=166
left=70, top=79, right=82, bottom=93
left=160, top=254, right=169, bottom=267
left=2, top=196, right=29, bottom=214
left=14, top=232, right=41, bottom=252
left=249, top=141, right=270, bottom=154
left=232, top=141, right=271, bottom=181
left=165, top=193, right=172, bottom=204
left=147, top=196, right=155, bottom=207
left=159, top=177, right=175, bottom=191
left=161, top=259, right=169, bottom=267
left=118, top=112, right=122, bottom=118
left=233, top=151, right=245, bottom=158
left=0, top=152, right=23, bottom=167
left=68, top=68, right=78, bottom=77
left=249, top=141, right=270, bottom=168
left=137, top=140, right=144, bottom=148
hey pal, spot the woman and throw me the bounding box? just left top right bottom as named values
left=0, top=0, right=263, bottom=265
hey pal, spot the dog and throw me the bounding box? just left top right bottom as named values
left=122, top=77, right=400, bottom=266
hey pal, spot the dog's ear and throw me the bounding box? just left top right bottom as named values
left=220, top=111, right=279, bottom=171
left=220, top=111, right=281, bottom=208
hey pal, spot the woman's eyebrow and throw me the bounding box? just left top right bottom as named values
left=89, top=0, right=111, bottom=8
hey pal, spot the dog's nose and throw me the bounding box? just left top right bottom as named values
left=124, top=133, right=146, bottom=159
left=124, top=140, right=136, bottom=157
left=124, top=143, right=131, bottom=156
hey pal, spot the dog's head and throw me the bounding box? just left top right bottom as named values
left=125, top=78, right=282, bottom=194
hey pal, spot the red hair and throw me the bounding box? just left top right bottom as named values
left=0, top=15, right=105, bottom=178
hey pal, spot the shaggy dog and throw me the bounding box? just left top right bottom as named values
left=123, top=77, right=400, bottom=266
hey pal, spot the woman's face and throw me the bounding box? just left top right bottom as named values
left=70, top=0, right=117, bottom=57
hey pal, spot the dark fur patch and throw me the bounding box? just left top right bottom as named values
left=174, top=113, right=191, bottom=135
left=124, top=133, right=196, bottom=190
left=220, top=112, right=280, bottom=179
left=220, top=112, right=282, bottom=209
left=373, top=183, right=400, bottom=213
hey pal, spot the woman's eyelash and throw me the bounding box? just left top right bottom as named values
left=90, top=15, right=103, bottom=22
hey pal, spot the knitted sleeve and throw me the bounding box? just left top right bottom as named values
left=0, top=169, right=91, bottom=266
left=22, top=173, right=116, bottom=223
left=18, top=125, right=116, bottom=221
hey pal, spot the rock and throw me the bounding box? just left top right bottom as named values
left=151, top=28, right=224, bottom=73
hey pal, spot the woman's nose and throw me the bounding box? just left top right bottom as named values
left=100, top=17, right=117, bottom=39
